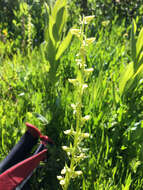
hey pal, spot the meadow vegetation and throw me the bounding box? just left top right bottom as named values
left=0, top=0, right=143, bottom=189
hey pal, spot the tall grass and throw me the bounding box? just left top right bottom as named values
left=0, top=0, right=143, bottom=189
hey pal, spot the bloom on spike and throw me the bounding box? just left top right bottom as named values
left=75, top=171, right=83, bottom=176
left=62, top=146, right=68, bottom=151
left=64, top=129, right=76, bottom=136
left=57, top=176, right=64, bottom=180
left=60, top=180, right=65, bottom=185
left=70, top=29, right=81, bottom=38
left=84, top=68, right=94, bottom=73
left=77, top=153, right=85, bottom=159
left=76, top=59, right=82, bottom=67
left=82, top=133, right=90, bottom=138
left=83, top=15, right=95, bottom=24
left=61, top=167, right=66, bottom=175
left=71, top=103, right=77, bottom=114
left=86, top=38, right=96, bottom=45
left=72, top=170, right=83, bottom=178
left=68, top=79, right=77, bottom=84
left=82, top=84, right=88, bottom=91
left=64, top=129, right=72, bottom=135
left=71, top=103, right=76, bottom=109
left=83, top=115, right=90, bottom=121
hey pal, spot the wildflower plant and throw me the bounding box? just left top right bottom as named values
left=27, top=13, right=33, bottom=56
left=57, top=15, right=95, bottom=189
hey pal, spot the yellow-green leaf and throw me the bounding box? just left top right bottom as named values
left=136, top=27, right=143, bottom=59
left=52, top=0, right=66, bottom=20
left=56, top=29, right=73, bottom=60
left=131, top=19, right=137, bottom=62
left=119, top=62, right=134, bottom=95
left=133, top=63, right=143, bottom=78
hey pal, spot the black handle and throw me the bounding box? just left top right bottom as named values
left=0, top=131, right=38, bottom=174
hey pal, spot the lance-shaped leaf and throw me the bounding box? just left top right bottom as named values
left=52, top=6, right=67, bottom=44
left=48, top=15, right=56, bottom=46
left=44, top=3, right=50, bottom=42
left=136, top=27, right=143, bottom=62
left=93, top=72, right=107, bottom=109
left=122, top=64, right=143, bottom=96
left=56, top=29, right=73, bottom=60
left=119, top=62, right=134, bottom=96
left=46, top=38, right=56, bottom=64
left=137, top=51, right=143, bottom=68
left=52, top=0, right=67, bottom=36
left=131, top=19, right=137, bottom=63
left=52, top=0, right=66, bottom=18
left=133, top=64, right=143, bottom=79
left=56, top=6, right=67, bottom=37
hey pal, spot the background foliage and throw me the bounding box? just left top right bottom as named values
left=0, top=0, right=143, bottom=189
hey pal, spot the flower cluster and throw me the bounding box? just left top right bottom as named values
left=57, top=15, right=95, bottom=190
left=57, top=165, right=83, bottom=187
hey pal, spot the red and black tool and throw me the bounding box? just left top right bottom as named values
left=0, top=123, right=54, bottom=190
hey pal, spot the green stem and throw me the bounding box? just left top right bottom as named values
left=62, top=17, right=87, bottom=190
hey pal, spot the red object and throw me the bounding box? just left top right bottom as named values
left=40, top=135, right=54, bottom=145
left=26, top=122, right=42, bottom=138
left=26, top=123, right=54, bottom=145
left=0, top=123, right=54, bottom=190
left=0, top=149, right=47, bottom=190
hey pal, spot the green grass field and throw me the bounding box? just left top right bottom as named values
left=0, top=0, right=143, bottom=189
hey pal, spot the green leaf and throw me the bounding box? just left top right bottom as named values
left=55, top=6, right=67, bottom=37
left=119, top=62, right=134, bottom=96
left=46, top=0, right=67, bottom=46
left=133, top=63, right=143, bottom=78
left=105, top=136, right=109, bottom=159
left=20, top=2, right=28, bottom=15
left=138, top=51, right=143, bottom=68
left=124, top=173, right=132, bottom=190
left=44, top=3, right=50, bottom=42
left=46, top=38, right=56, bottom=64
left=131, top=19, right=137, bottom=62
left=130, top=159, right=141, bottom=173
left=44, top=26, right=49, bottom=42
left=48, top=15, right=56, bottom=45
left=52, top=0, right=66, bottom=19
left=136, top=27, right=143, bottom=60
left=52, top=7, right=66, bottom=43
left=44, top=2, right=50, bottom=16
left=52, top=22, right=59, bottom=43
left=93, top=73, right=102, bottom=104
left=123, top=64, right=143, bottom=95
left=56, top=29, right=73, bottom=60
